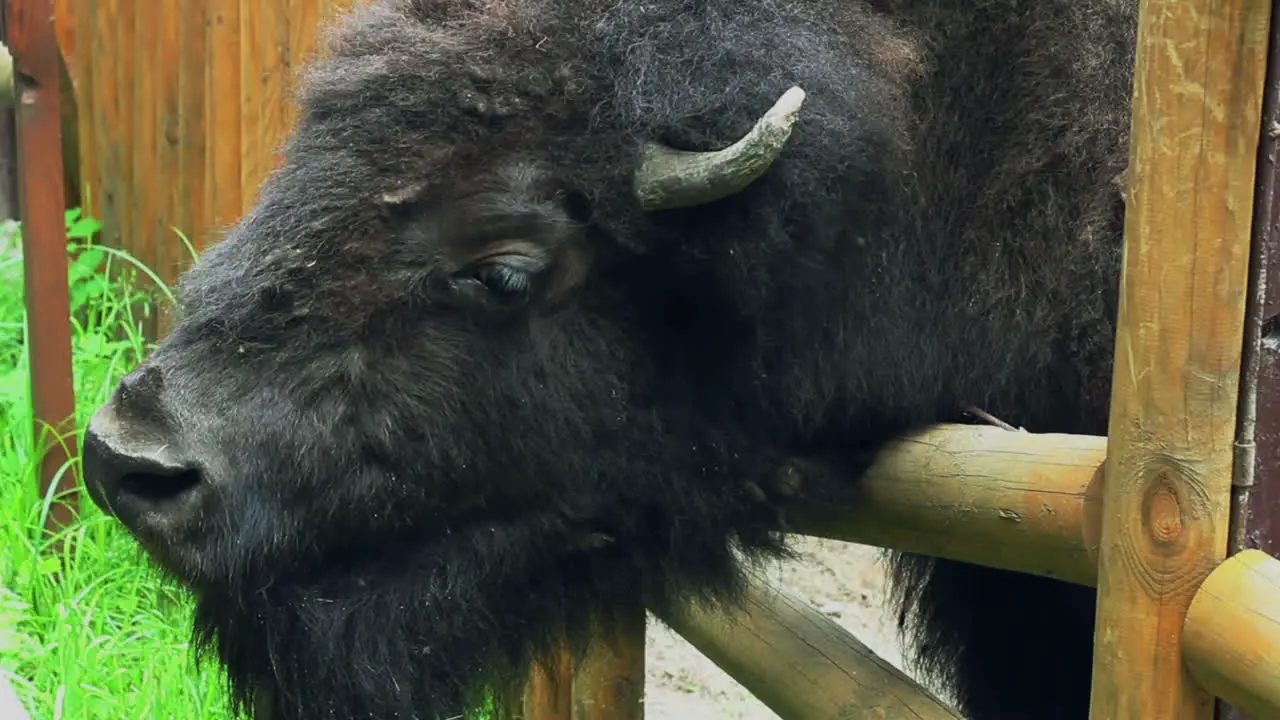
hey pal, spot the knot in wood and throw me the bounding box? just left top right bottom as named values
left=1143, top=469, right=1186, bottom=547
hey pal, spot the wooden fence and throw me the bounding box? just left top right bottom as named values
left=38, top=0, right=1280, bottom=719
left=55, top=0, right=355, bottom=333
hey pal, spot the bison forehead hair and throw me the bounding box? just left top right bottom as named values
left=80, top=0, right=1137, bottom=718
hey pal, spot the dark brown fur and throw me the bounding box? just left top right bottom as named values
left=80, top=1, right=1138, bottom=718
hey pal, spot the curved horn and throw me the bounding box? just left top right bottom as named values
left=633, top=86, right=807, bottom=211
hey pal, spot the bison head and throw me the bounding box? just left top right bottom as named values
left=78, top=0, right=898, bottom=717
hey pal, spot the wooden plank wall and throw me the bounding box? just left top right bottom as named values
left=54, top=0, right=356, bottom=334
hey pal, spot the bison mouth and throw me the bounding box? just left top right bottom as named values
left=182, top=506, right=645, bottom=720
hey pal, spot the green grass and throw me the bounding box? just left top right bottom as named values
left=0, top=211, right=233, bottom=719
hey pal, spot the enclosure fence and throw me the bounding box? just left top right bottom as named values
left=6, top=0, right=1279, bottom=718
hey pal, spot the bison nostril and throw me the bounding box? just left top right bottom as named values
left=82, top=418, right=204, bottom=520
left=118, top=467, right=204, bottom=504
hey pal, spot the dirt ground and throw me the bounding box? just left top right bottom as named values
left=641, top=537, right=947, bottom=719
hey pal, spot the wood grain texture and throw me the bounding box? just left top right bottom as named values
left=70, top=0, right=96, bottom=219
left=132, top=0, right=157, bottom=301
left=664, top=571, right=962, bottom=720
left=7, top=0, right=80, bottom=534
left=1222, top=9, right=1280, bottom=717
left=570, top=610, right=645, bottom=720
left=54, top=0, right=356, bottom=329
left=1089, top=0, right=1273, bottom=718
left=1184, top=549, right=1280, bottom=719
left=522, top=644, right=574, bottom=720
left=791, top=425, right=1106, bottom=587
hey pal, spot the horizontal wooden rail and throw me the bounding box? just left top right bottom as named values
left=1183, top=549, right=1280, bottom=719
left=785, top=424, right=1105, bottom=587
left=662, top=571, right=961, bottom=720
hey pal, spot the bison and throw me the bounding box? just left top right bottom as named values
left=79, top=0, right=1138, bottom=718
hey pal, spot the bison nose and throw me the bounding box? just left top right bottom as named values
left=82, top=367, right=203, bottom=520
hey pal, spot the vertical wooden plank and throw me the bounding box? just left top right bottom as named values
left=69, top=0, right=94, bottom=218
left=267, top=0, right=292, bottom=176
left=52, top=0, right=76, bottom=214
left=115, top=0, right=136, bottom=283
left=570, top=612, right=645, bottom=720
left=131, top=0, right=157, bottom=294
left=523, top=645, right=573, bottom=720
left=1230, top=0, right=1280, bottom=566
left=153, top=0, right=182, bottom=336
left=206, top=0, right=241, bottom=232
left=287, top=0, right=319, bottom=137
left=51, top=0, right=71, bottom=65
left=57, top=37, right=78, bottom=210
left=5, top=0, right=79, bottom=534
left=1222, top=6, right=1280, bottom=720
left=89, top=0, right=120, bottom=250
left=1088, top=1, right=1273, bottom=719
left=241, top=0, right=291, bottom=209
left=238, top=0, right=261, bottom=207
left=177, top=0, right=207, bottom=257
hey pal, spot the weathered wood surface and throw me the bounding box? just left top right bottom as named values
left=1184, top=549, right=1280, bottom=720
left=57, top=0, right=355, bottom=334
left=514, top=614, right=645, bottom=720
left=523, top=645, right=574, bottom=720
left=663, top=570, right=962, bottom=720
left=569, top=610, right=645, bottom=720
left=1089, top=0, right=1273, bottom=718
left=789, top=424, right=1106, bottom=587
left=8, top=0, right=79, bottom=535
left=1223, top=1, right=1280, bottom=716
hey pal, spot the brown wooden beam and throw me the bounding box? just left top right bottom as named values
left=1222, top=5, right=1280, bottom=720
left=569, top=609, right=645, bottom=720
left=5, top=0, right=79, bottom=536
left=1184, top=549, right=1280, bottom=720
left=1088, top=0, right=1273, bottom=718
left=787, top=424, right=1104, bottom=587
left=662, top=570, right=961, bottom=720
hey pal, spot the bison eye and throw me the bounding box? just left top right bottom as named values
left=449, top=252, right=542, bottom=310
left=473, top=263, right=532, bottom=299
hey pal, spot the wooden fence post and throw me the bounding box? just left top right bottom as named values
left=1089, top=0, right=1273, bottom=718
left=1222, top=4, right=1280, bottom=720
left=516, top=611, right=645, bottom=720
left=5, top=0, right=79, bottom=537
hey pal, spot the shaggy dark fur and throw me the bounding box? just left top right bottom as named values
left=80, top=1, right=1139, bottom=718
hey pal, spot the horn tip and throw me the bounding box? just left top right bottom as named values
left=770, top=86, right=807, bottom=123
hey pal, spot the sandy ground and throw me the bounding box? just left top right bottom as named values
left=641, top=537, right=945, bottom=719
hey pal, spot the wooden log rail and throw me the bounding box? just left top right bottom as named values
left=787, top=425, right=1105, bottom=587
left=662, top=570, right=960, bottom=720
left=41, top=0, right=1280, bottom=717
left=528, top=0, right=1280, bottom=715
left=1184, top=549, right=1280, bottom=719
left=526, top=419, right=1277, bottom=719
left=639, top=424, right=1280, bottom=720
